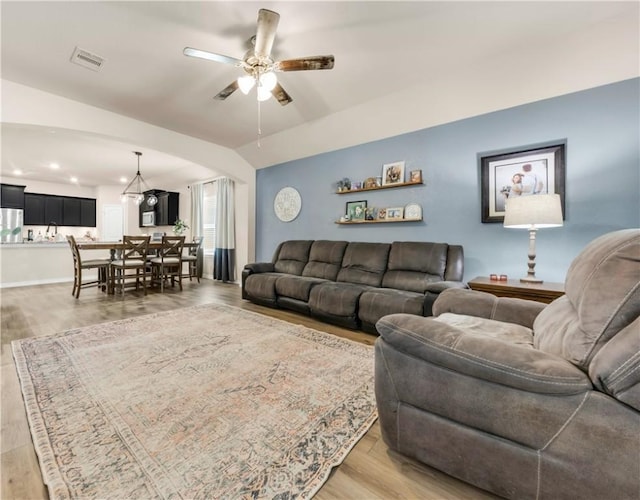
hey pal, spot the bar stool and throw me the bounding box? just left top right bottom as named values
left=66, top=235, right=111, bottom=298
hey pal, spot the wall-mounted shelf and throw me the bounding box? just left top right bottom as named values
left=336, top=180, right=423, bottom=194
left=335, top=218, right=422, bottom=225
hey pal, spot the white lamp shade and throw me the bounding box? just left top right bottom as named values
left=259, top=71, right=277, bottom=91
left=237, top=75, right=255, bottom=95
left=504, top=194, right=563, bottom=228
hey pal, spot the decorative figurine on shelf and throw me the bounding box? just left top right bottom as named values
left=336, top=178, right=351, bottom=192
left=173, top=218, right=189, bottom=235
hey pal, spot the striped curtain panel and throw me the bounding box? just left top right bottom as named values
left=190, top=183, right=204, bottom=279
left=213, top=177, right=236, bottom=282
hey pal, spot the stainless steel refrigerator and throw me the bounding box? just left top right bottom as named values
left=0, top=208, right=24, bottom=243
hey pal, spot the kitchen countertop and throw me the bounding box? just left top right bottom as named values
left=1, top=241, right=69, bottom=247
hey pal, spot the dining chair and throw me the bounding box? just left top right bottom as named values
left=150, top=235, right=185, bottom=292
left=66, top=235, right=111, bottom=299
left=109, top=235, right=150, bottom=296
left=182, top=236, right=203, bottom=283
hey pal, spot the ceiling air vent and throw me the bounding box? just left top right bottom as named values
left=70, top=46, right=105, bottom=72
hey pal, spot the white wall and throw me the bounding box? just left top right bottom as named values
left=2, top=80, right=256, bottom=275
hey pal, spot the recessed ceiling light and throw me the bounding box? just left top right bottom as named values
left=70, top=176, right=78, bottom=183
left=13, top=169, right=22, bottom=176
left=50, top=163, right=60, bottom=169
left=120, top=176, right=128, bottom=183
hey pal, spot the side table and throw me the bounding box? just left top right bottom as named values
left=467, top=276, right=565, bottom=304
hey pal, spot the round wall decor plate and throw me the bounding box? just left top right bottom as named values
left=404, top=203, right=422, bottom=220
left=274, top=187, right=302, bottom=222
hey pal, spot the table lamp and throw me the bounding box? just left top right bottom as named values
left=504, top=193, right=563, bottom=283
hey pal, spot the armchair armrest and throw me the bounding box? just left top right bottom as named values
left=376, top=313, right=592, bottom=395
left=433, top=287, right=545, bottom=329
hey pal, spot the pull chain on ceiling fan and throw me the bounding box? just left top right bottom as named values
left=183, top=9, right=335, bottom=107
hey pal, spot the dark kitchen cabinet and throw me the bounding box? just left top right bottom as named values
left=45, top=196, right=63, bottom=225
left=156, top=191, right=179, bottom=226
left=80, top=198, right=96, bottom=227
left=24, top=193, right=96, bottom=227
left=1, top=184, right=26, bottom=209
left=63, top=197, right=81, bottom=226
left=24, top=193, right=45, bottom=224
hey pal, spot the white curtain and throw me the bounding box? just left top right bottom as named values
left=213, top=177, right=235, bottom=282
left=190, top=183, right=204, bottom=279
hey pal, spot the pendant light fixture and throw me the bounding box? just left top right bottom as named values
left=121, top=151, right=157, bottom=206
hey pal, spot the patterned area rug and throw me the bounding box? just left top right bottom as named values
left=12, top=304, right=377, bottom=499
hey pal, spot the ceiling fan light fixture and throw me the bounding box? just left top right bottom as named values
left=259, top=71, right=277, bottom=91
left=237, top=75, right=256, bottom=95
left=257, top=86, right=272, bottom=101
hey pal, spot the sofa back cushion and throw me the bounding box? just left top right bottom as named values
left=273, top=240, right=313, bottom=275
left=337, top=242, right=390, bottom=286
left=302, top=240, right=348, bottom=280
left=534, top=229, right=640, bottom=370
left=382, top=241, right=449, bottom=292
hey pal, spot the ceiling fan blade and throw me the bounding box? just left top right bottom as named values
left=272, top=83, right=292, bottom=106
left=254, top=9, right=280, bottom=59
left=274, top=55, right=335, bottom=72
left=214, top=80, right=239, bottom=100
left=183, top=47, right=243, bottom=67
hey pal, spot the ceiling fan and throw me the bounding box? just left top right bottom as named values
left=183, top=8, right=334, bottom=106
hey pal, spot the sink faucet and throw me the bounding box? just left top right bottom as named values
left=45, top=222, right=58, bottom=237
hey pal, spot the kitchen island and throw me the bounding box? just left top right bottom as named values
left=0, top=242, right=104, bottom=288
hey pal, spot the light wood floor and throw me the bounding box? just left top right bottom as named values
left=1, top=280, right=498, bottom=500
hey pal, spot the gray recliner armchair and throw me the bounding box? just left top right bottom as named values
left=374, top=229, right=640, bottom=499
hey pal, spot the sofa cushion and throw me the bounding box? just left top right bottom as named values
left=309, top=282, right=373, bottom=317
left=275, top=275, right=328, bottom=302
left=359, top=288, right=426, bottom=327
left=302, top=240, right=348, bottom=280
left=534, top=229, right=640, bottom=368
left=381, top=242, right=449, bottom=292
left=337, top=242, right=390, bottom=287
left=273, top=240, right=313, bottom=275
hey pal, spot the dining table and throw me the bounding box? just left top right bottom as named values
left=77, top=240, right=199, bottom=260
left=76, top=240, right=201, bottom=294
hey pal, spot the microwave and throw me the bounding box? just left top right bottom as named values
left=142, top=211, right=156, bottom=227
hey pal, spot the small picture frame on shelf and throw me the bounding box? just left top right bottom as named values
left=382, top=161, right=405, bottom=185
left=377, top=208, right=387, bottom=220
left=386, top=207, right=404, bottom=220
left=346, top=200, right=367, bottom=221
left=410, top=169, right=422, bottom=183
left=364, top=177, right=378, bottom=189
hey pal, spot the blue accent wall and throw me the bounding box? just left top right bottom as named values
left=255, top=78, right=639, bottom=283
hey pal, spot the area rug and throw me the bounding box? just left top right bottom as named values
left=12, top=303, right=377, bottom=499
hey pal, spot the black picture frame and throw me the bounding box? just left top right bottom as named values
left=346, top=200, right=367, bottom=220
left=480, top=143, right=566, bottom=223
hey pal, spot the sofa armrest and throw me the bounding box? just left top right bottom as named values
left=424, top=280, right=468, bottom=293
left=244, top=262, right=275, bottom=274
left=376, top=313, right=592, bottom=395
left=241, top=262, right=275, bottom=299
left=433, top=287, right=545, bottom=329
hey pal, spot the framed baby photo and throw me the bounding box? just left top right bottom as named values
left=346, top=200, right=367, bottom=221
left=382, top=161, right=405, bottom=185
left=480, top=142, right=566, bottom=223
left=409, top=169, right=422, bottom=183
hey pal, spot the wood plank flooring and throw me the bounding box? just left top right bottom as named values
left=1, top=280, right=498, bottom=499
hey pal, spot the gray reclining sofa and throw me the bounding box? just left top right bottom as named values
left=374, top=229, right=640, bottom=499
left=242, top=240, right=465, bottom=332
